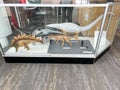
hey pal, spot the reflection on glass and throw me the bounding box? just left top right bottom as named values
left=96, top=3, right=120, bottom=56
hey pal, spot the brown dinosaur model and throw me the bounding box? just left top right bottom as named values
left=48, top=34, right=64, bottom=45
left=48, top=33, right=79, bottom=47
left=11, top=34, right=43, bottom=52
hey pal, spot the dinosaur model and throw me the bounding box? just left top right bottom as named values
left=44, top=12, right=114, bottom=47
left=46, top=12, right=114, bottom=33
left=48, top=33, right=79, bottom=47
left=10, top=34, right=43, bottom=52
left=48, top=34, right=65, bottom=46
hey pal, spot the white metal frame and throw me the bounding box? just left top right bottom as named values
left=94, top=4, right=109, bottom=56
left=0, top=4, right=108, bottom=7
left=0, top=43, right=4, bottom=56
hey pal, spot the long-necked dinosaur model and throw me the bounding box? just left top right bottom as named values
left=11, top=34, right=43, bottom=52
left=46, top=12, right=114, bottom=33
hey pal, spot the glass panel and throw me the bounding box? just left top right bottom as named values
left=77, top=7, right=105, bottom=53
left=0, top=6, right=109, bottom=58
left=96, top=3, right=120, bottom=56
left=16, top=7, right=58, bottom=29
left=106, top=4, right=120, bottom=42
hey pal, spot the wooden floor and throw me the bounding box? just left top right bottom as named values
left=0, top=34, right=120, bottom=90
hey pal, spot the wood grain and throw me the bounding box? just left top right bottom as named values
left=106, top=4, right=120, bottom=41
left=78, top=7, right=104, bottom=36
left=77, top=4, right=120, bottom=39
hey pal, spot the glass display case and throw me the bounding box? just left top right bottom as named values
left=0, top=1, right=120, bottom=63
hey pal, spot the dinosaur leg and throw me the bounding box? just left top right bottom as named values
left=75, top=35, right=79, bottom=42
left=55, top=40, right=58, bottom=44
left=64, top=36, right=72, bottom=47
left=81, top=40, right=84, bottom=47
left=15, top=45, right=18, bottom=52
left=61, top=40, right=64, bottom=46
left=24, top=43, right=30, bottom=51
left=76, top=36, right=79, bottom=42
left=54, top=39, right=57, bottom=43
left=67, top=40, right=72, bottom=47
left=69, top=41, right=72, bottom=47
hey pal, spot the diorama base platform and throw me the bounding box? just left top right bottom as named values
left=4, top=46, right=110, bottom=64
left=4, top=57, right=96, bottom=64
left=48, top=40, right=94, bottom=54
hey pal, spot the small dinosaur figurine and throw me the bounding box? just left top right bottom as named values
left=48, top=34, right=65, bottom=46
left=10, top=34, right=43, bottom=52
left=48, top=33, right=79, bottom=47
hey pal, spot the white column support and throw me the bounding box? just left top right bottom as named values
left=94, top=4, right=109, bottom=56
left=0, top=6, right=12, bottom=48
